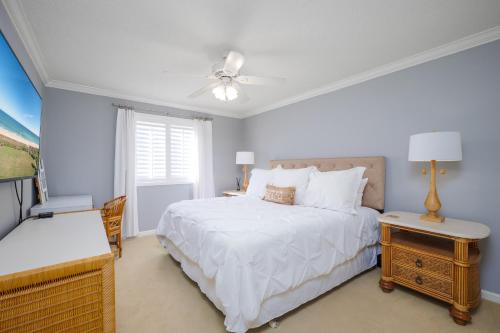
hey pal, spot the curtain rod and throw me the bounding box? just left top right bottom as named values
left=111, top=103, right=213, bottom=121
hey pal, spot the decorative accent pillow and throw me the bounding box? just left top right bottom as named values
left=356, top=178, right=369, bottom=209
left=264, top=184, right=296, bottom=205
left=303, top=167, right=366, bottom=214
left=246, top=166, right=281, bottom=198
left=270, top=165, right=316, bottom=205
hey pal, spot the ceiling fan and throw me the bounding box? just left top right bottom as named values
left=164, top=51, right=286, bottom=102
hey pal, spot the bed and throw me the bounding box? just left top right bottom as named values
left=156, top=157, right=385, bottom=332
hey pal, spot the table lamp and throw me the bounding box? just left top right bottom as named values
left=236, top=152, right=254, bottom=191
left=408, top=132, right=462, bottom=223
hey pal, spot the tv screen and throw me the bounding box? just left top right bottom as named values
left=0, top=30, right=42, bottom=182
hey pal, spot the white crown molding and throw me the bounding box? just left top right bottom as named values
left=242, top=25, right=500, bottom=118
left=46, top=80, right=244, bottom=119
left=482, top=289, right=500, bottom=304
left=2, top=0, right=50, bottom=83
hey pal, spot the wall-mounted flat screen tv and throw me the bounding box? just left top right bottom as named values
left=0, top=30, right=42, bottom=182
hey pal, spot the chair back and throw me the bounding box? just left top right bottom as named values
left=101, top=196, right=127, bottom=237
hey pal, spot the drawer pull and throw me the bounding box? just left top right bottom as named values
left=415, top=259, right=423, bottom=268
left=415, top=276, right=423, bottom=285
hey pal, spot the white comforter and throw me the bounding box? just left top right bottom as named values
left=156, top=196, right=380, bottom=332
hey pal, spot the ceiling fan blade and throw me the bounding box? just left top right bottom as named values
left=223, top=51, right=245, bottom=76
left=188, top=81, right=220, bottom=99
left=233, top=82, right=249, bottom=104
left=235, top=75, right=285, bottom=86
left=162, top=71, right=215, bottom=80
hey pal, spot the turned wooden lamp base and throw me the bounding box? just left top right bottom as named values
left=241, top=164, right=249, bottom=192
left=420, top=160, right=446, bottom=223
left=420, top=212, right=445, bottom=223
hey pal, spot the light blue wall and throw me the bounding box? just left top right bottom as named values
left=41, top=87, right=244, bottom=232
left=0, top=2, right=44, bottom=238
left=137, top=184, right=192, bottom=231
left=41, top=88, right=116, bottom=207
left=243, top=40, right=500, bottom=293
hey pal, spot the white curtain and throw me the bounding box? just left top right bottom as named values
left=193, top=119, right=215, bottom=199
left=114, top=108, right=139, bottom=237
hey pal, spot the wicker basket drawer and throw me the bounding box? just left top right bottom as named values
left=392, top=246, right=452, bottom=279
left=0, top=271, right=104, bottom=333
left=392, top=263, right=452, bottom=298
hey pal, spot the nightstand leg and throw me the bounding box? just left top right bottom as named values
left=451, top=238, right=471, bottom=325
left=379, top=223, right=395, bottom=293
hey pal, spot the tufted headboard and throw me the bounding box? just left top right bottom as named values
left=270, top=156, right=385, bottom=211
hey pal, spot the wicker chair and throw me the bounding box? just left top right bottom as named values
left=101, top=196, right=127, bottom=258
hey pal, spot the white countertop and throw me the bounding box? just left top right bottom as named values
left=0, top=210, right=111, bottom=276
left=379, top=211, right=490, bottom=240
left=30, top=195, right=93, bottom=215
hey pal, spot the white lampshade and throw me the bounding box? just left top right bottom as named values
left=236, top=151, right=254, bottom=165
left=408, top=132, right=462, bottom=162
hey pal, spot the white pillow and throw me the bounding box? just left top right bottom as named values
left=303, top=167, right=366, bottom=214
left=246, top=167, right=278, bottom=198
left=356, top=178, right=368, bottom=209
left=270, top=166, right=316, bottom=205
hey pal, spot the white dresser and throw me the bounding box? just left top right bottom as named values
left=0, top=210, right=115, bottom=332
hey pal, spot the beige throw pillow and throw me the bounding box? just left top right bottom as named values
left=263, top=184, right=296, bottom=205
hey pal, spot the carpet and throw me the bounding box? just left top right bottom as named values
left=115, top=235, right=500, bottom=332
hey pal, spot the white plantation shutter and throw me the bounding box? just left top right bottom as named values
left=135, top=120, right=167, bottom=181
left=170, top=125, right=195, bottom=180
left=135, top=113, right=195, bottom=185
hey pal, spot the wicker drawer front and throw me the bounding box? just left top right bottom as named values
left=393, top=263, right=452, bottom=298
left=392, top=246, right=452, bottom=278
left=0, top=271, right=103, bottom=333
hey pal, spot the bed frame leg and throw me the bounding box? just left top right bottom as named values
left=269, top=319, right=280, bottom=329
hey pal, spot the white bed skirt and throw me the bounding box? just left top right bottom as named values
left=160, top=238, right=378, bottom=332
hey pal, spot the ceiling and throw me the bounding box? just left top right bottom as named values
left=4, top=0, right=500, bottom=118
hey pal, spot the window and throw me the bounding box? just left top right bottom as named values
left=135, top=113, right=196, bottom=185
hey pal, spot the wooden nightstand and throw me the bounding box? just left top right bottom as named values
left=223, top=190, right=246, bottom=197
left=378, top=212, right=490, bottom=325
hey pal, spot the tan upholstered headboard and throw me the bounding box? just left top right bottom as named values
left=270, top=156, right=385, bottom=211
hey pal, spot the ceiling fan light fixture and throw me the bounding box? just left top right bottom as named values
left=186, top=50, right=285, bottom=102
left=212, top=84, right=238, bottom=102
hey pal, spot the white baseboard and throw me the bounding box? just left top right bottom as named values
left=482, top=289, right=500, bottom=304
left=137, top=229, right=156, bottom=237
